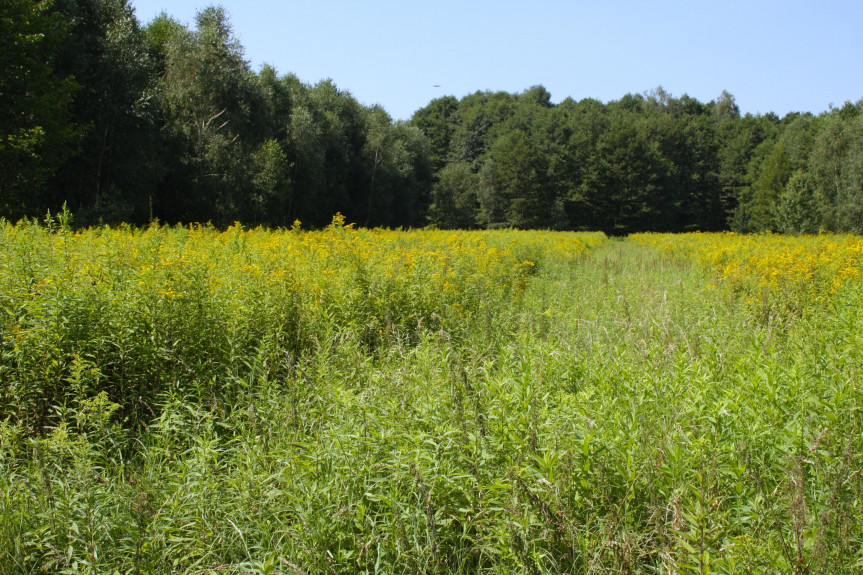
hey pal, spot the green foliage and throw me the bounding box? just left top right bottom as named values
left=250, top=138, right=291, bottom=224
left=775, top=171, right=822, bottom=234
left=361, top=107, right=432, bottom=227
left=4, top=1, right=862, bottom=232
left=48, top=0, right=162, bottom=224
left=0, top=0, right=77, bottom=219
left=481, top=128, right=557, bottom=229
left=2, top=227, right=862, bottom=573
left=156, top=5, right=257, bottom=224
left=745, top=138, right=793, bottom=231
left=414, top=86, right=800, bottom=234
left=429, top=162, right=478, bottom=229
left=810, top=103, right=863, bottom=233
left=410, top=95, right=458, bottom=173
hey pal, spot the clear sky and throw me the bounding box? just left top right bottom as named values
left=129, top=0, right=863, bottom=121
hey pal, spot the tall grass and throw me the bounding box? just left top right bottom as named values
left=1, top=221, right=860, bottom=573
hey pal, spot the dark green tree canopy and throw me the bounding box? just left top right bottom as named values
left=0, top=0, right=77, bottom=218
left=1, top=3, right=859, bottom=233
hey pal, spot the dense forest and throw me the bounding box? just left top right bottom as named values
left=3, top=0, right=862, bottom=233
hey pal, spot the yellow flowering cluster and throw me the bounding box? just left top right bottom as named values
left=631, top=232, right=863, bottom=307
left=0, top=218, right=606, bottom=359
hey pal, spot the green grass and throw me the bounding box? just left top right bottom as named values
left=1, top=224, right=861, bottom=574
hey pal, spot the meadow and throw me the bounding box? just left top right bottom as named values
left=1, top=216, right=861, bottom=574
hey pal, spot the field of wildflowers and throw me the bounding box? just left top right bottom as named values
left=631, top=232, right=863, bottom=314
left=1, top=220, right=861, bottom=573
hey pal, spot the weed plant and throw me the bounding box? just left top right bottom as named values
left=0, top=219, right=861, bottom=573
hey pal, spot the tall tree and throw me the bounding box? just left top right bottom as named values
left=410, top=95, right=458, bottom=174
left=560, top=97, right=608, bottom=229
left=385, top=122, right=433, bottom=227
left=250, top=138, right=291, bottom=225
left=303, top=79, right=364, bottom=226
left=286, top=103, right=327, bottom=225
left=519, top=84, right=553, bottom=108
left=155, top=6, right=258, bottom=224
left=746, top=138, right=792, bottom=231
left=809, top=102, right=863, bottom=232
left=428, top=162, right=478, bottom=229
left=49, top=0, right=160, bottom=223
left=0, top=0, right=77, bottom=218
left=580, top=106, right=670, bottom=234
left=450, top=91, right=516, bottom=170
left=775, top=170, right=822, bottom=234
left=482, top=128, right=560, bottom=229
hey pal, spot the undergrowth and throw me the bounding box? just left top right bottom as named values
left=1, top=221, right=861, bottom=573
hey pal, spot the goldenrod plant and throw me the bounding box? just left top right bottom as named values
left=1, top=220, right=860, bottom=573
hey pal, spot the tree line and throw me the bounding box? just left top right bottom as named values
left=417, top=87, right=863, bottom=234
left=1, top=0, right=431, bottom=228
left=2, top=0, right=862, bottom=233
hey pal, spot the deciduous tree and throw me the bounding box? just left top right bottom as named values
left=0, top=0, right=76, bottom=218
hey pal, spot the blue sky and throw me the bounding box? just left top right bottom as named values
left=130, top=0, right=863, bottom=121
